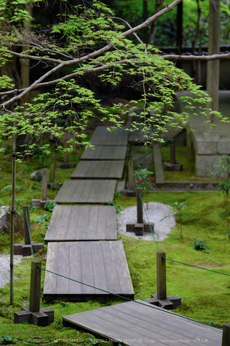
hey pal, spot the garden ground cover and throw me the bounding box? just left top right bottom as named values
left=0, top=149, right=229, bottom=345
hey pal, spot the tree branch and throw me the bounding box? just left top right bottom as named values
left=0, top=0, right=190, bottom=108
left=162, top=53, right=230, bottom=61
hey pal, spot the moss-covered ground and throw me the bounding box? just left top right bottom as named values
left=0, top=146, right=229, bottom=345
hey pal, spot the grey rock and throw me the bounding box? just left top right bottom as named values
left=0, top=206, right=23, bottom=233
left=30, top=170, right=43, bottom=181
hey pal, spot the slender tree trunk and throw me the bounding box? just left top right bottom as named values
left=191, top=0, right=201, bottom=81
left=148, top=0, right=165, bottom=44
left=206, top=0, right=220, bottom=116
left=176, top=1, right=183, bottom=68
left=20, top=3, right=33, bottom=104
left=143, top=0, right=148, bottom=44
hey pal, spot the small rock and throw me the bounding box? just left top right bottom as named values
left=30, top=170, right=43, bottom=181
left=4, top=307, right=10, bottom=312
left=0, top=206, right=23, bottom=233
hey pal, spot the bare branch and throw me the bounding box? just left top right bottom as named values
left=7, top=49, right=62, bottom=64
left=122, top=0, right=182, bottom=38
left=163, top=53, right=230, bottom=61
left=0, top=0, right=184, bottom=108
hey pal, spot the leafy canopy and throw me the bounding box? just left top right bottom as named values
left=0, top=0, right=225, bottom=158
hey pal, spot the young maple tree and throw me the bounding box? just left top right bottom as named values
left=0, top=0, right=226, bottom=158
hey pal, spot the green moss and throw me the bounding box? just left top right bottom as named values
left=1, top=151, right=230, bottom=340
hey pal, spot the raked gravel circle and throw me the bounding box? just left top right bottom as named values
left=117, top=202, right=176, bottom=241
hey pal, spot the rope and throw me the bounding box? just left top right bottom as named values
left=40, top=266, right=221, bottom=330
left=164, top=257, right=230, bottom=277
left=29, top=171, right=46, bottom=206
left=133, top=151, right=153, bottom=163
left=139, top=192, right=159, bottom=251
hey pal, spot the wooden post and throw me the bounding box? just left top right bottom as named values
left=170, top=141, right=176, bottom=164
left=42, top=168, right=48, bottom=201
left=23, top=205, right=30, bottom=245
left=136, top=188, right=143, bottom=224
left=29, top=261, right=41, bottom=312
left=49, top=154, right=55, bottom=184
left=128, top=160, right=134, bottom=190
left=222, top=323, right=230, bottom=346
left=157, top=251, right=166, bottom=300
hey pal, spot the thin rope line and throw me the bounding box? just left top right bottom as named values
left=164, top=257, right=230, bottom=277
left=40, top=267, right=221, bottom=330
left=29, top=171, right=46, bottom=206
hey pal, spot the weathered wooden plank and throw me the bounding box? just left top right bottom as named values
left=71, top=161, right=125, bottom=179
left=92, top=306, right=200, bottom=346
left=43, top=241, right=134, bottom=300
left=111, top=242, right=134, bottom=294
left=45, top=206, right=117, bottom=242
left=63, top=301, right=222, bottom=346
left=80, top=242, right=96, bottom=295
left=103, top=180, right=117, bottom=203
left=69, top=242, right=83, bottom=294
left=54, top=205, right=71, bottom=240
left=43, top=243, right=57, bottom=295
left=90, top=126, right=129, bottom=146
left=86, top=206, right=98, bottom=240
left=56, top=242, right=70, bottom=294
left=102, top=242, right=121, bottom=294
left=54, top=180, right=116, bottom=204
left=91, top=242, right=108, bottom=295
left=114, top=301, right=222, bottom=344
left=81, top=146, right=127, bottom=160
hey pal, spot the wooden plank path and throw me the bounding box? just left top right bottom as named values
left=43, top=241, right=134, bottom=301
left=70, top=160, right=125, bottom=179
left=54, top=180, right=116, bottom=204
left=63, top=300, right=222, bottom=346
left=81, top=145, right=127, bottom=160
left=90, top=126, right=129, bottom=146
left=45, top=205, right=117, bottom=242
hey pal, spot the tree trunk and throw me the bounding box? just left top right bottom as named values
left=176, top=1, right=183, bottom=69
left=206, top=0, right=220, bottom=116
left=20, top=3, right=33, bottom=104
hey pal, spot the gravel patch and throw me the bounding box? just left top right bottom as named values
left=0, top=254, right=25, bottom=289
left=117, top=202, right=176, bottom=241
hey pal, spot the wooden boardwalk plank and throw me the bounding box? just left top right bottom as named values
left=81, top=146, right=127, bottom=160
left=54, top=180, right=116, bottom=204
left=43, top=241, right=134, bottom=301
left=63, top=301, right=222, bottom=346
left=43, top=242, right=58, bottom=294
left=69, top=242, right=82, bottom=294
left=90, top=126, right=128, bottom=146
left=57, top=242, right=70, bottom=294
left=71, top=160, right=125, bottom=179
left=45, top=205, right=117, bottom=242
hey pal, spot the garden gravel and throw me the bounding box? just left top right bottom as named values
left=117, top=202, right=176, bottom=241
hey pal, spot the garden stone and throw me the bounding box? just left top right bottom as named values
left=0, top=206, right=23, bottom=233
left=30, top=170, right=43, bottom=181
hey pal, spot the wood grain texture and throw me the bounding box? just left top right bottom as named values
left=54, top=180, right=116, bottom=204
left=90, top=126, right=128, bottom=146
left=43, top=241, right=134, bottom=300
left=71, top=160, right=125, bottom=179
left=45, top=205, right=117, bottom=242
left=63, top=301, right=222, bottom=346
left=81, top=146, right=127, bottom=160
